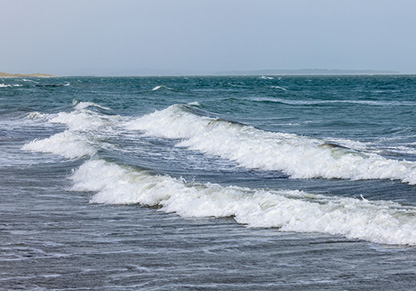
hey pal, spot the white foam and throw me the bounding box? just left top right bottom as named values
left=73, top=101, right=111, bottom=111
left=49, top=102, right=119, bottom=132
left=50, top=111, right=106, bottom=131
left=22, top=101, right=121, bottom=159
left=270, top=85, right=287, bottom=91
left=188, top=101, right=201, bottom=106
left=152, top=85, right=173, bottom=91
left=22, top=130, right=97, bottom=159
left=26, top=112, right=46, bottom=119
left=0, top=83, right=22, bottom=88
left=250, top=97, right=416, bottom=107
left=125, top=105, right=416, bottom=184
left=71, top=159, right=416, bottom=246
left=384, top=146, right=416, bottom=155
left=22, top=79, right=38, bottom=83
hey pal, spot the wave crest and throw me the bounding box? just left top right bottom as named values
left=71, top=159, right=416, bottom=246
left=126, top=104, right=416, bottom=184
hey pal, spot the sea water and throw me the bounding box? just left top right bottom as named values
left=1, top=75, right=416, bottom=289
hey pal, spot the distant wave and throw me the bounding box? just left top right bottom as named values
left=71, top=159, right=416, bottom=246
left=0, top=83, right=22, bottom=88
left=35, top=83, right=70, bottom=88
left=72, top=100, right=111, bottom=111
left=270, top=85, right=287, bottom=91
left=152, top=85, right=174, bottom=91
left=249, top=97, right=416, bottom=106
left=126, top=104, right=416, bottom=185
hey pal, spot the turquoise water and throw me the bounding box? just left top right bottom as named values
left=1, top=75, right=416, bottom=289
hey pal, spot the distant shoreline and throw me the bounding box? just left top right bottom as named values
left=2, top=69, right=410, bottom=78
left=0, top=72, right=55, bottom=78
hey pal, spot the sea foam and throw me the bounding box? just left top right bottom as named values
left=125, top=104, right=416, bottom=184
left=71, top=159, right=416, bottom=246
left=22, top=130, right=97, bottom=159
left=22, top=101, right=118, bottom=159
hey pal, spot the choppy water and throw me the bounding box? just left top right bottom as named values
left=1, top=75, right=416, bottom=290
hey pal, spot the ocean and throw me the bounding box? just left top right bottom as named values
left=1, top=75, right=416, bottom=290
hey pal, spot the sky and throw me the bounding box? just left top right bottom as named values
left=1, top=0, right=416, bottom=75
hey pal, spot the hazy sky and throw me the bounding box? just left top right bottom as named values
left=1, top=0, right=415, bottom=75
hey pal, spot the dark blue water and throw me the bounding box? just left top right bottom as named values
left=1, top=75, right=416, bottom=290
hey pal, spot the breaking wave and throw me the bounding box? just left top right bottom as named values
left=21, top=102, right=121, bottom=158
left=20, top=101, right=416, bottom=245
left=126, top=104, right=416, bottom=184
left=71, top=159, right=416, bottom=246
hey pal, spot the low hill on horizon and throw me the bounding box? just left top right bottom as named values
left=0, top=72, right=55, bottom=78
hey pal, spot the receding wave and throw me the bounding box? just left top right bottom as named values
left=126, top=104, right=416, bottom=185
left=71, top=159, right=416, bottom=246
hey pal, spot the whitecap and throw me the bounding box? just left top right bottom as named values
left=152, top=85, right=173, bottom=91
left=22, top=101, right=120, bottom=159
left=73, top=101, right=111, bottom=111
left=125, top=104, right=416, bottom=185
left=22, top=130, right=97, bottom=159
left=270, top=85, right=287, bottom=91
left=71, top=159, right=416, bottom=246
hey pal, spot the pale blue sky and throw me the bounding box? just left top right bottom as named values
left=1, top=0, right=415, bottom=75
